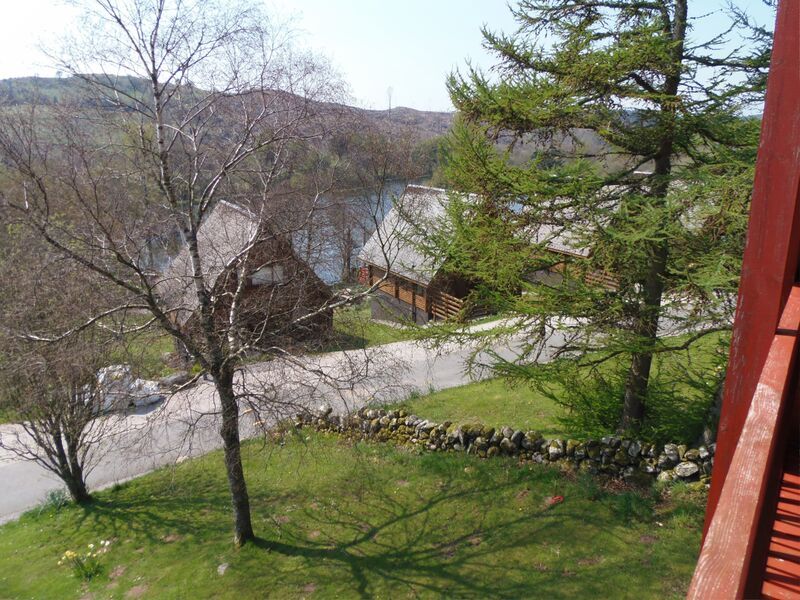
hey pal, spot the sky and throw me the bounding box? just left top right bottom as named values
left=0, top=0, right=777, bottom=112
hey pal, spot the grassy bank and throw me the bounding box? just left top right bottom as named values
left=112, top=328, right=178, bottom=380
left=395, top=332, right=726, bottom=445
left=0, top=406, right=18, bottom=425
left=0, top=433, right=704, bottom=599
left=328, top=303, right=418, bottom=350
left=400, top=378, right=566, bottom=438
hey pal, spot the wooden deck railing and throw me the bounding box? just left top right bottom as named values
left=585, top=269, right=618, bottom=290
left=688, top=285, right=800, bottom=598
left=430, top=291, right=463, bottom=320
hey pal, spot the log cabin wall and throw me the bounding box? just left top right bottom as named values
left=367, top=264, right=486, bottom=323
left=527, top=259, right=618, bottom=291
left=366, top=251, right=612, bottom=327
left=368, top=265, right=431, bottom=324
left=427, top=273, right=468, bottom=321
left=428, top=289, right=464, bottom=321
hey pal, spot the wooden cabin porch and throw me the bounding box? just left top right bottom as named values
left=364, top=265, right=470, bottom=323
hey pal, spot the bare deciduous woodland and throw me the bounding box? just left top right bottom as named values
left=0, top=0, right=417, bottom=545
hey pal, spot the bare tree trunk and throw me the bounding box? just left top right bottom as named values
left=620, top=235, right=669, bottom=430
left=65, top=436, right=92, bottom=504
left=173, top=338, right=192, bottom=369
left=62, top=469, right=92, bottom=504
left=619, top=207, right=670, bottom=430
left=48, top=421, right=94, bottom=504
left=341, top=226, right=353, bottom=283
left=622, top=358, right=648, bottom=429
left=216, top=369, right=255, bottom=546
left=53, top=440, right=92, bottom=503
left=696, top=371, right=726, bottom=446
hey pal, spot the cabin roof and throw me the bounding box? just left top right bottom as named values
left=158, top=201, right=260, bottom=324
left=157, top=200, right=333, bottom=327
left=528, top=221, right=591, bottom=258
left=358, top=185, right=449, bottom=286
left=358, top=184, right=591, bottom=286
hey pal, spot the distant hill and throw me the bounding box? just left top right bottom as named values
left=359, top=106, right=453, bottom=139
left=0, top=75, right=150, bottom=107
left=0, top=76, right=454, bottom=141
left=0, top=76, right=635, bottom=170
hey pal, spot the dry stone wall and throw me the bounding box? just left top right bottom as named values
left=295, top=405, right=714, bottom=486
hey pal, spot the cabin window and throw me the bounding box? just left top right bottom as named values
left=250, top=264, right=286, bottom=286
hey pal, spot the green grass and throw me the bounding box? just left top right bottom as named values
left=327, top=303, right=418, bottom=350
left=400, top=378, right=567, bottom=438
left=112, top=328, right=178, bottom=380
left=100, top=316, right=180, bottom=381
left=395, top=332, right=727, bottom=445
left=0, top=433, right=704, bottom=599
left=0, top=405, right=18, bottom=425
left=637, top=332, right=727, bottom=443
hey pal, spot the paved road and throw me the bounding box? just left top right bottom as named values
left=0, top=330, right=546, bottom=523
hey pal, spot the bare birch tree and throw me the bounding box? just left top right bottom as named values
left=0, top=226, right=129, bottom=504
left=0, top=0, right=397, bottom=546
left=0, top=335, right=116, bottom=504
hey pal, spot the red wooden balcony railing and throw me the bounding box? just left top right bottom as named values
left=689, top=0, right=800, bottom=597
left=688, top=286, right=800, bottom=598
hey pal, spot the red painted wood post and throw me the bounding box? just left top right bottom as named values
left=689, top=287, right=800, bottom=598
left=704, top=0, right=800, bottom=535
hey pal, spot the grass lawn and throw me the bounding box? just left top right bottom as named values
left=0, top=433, right=704, bottom=599
left=396, top=332, right=727, bottom=445
left=112, top=328, right=179, bottom=380
left=327, top=303, right=418, bottom=350
left=0, top=405, right=18, bottom=425
left=400, top=378, right=567, bottom=438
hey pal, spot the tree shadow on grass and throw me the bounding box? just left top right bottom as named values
left=318, top=331, right=370, bottom=352
left=52, top=451, right=685, bottom=598
left=69, top=496, right=228, bottom=545
left=245, top=478, right=648, bottom=598
left=64, top=465, right=258, bottom=545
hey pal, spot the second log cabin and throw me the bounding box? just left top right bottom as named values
left=358, top=185, right=474, bottom=323
left=358, top=184, right=615, bottom=324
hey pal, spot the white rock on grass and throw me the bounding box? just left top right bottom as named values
left=95, top=365, right=166, bottom=412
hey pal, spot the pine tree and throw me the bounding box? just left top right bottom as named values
left=438, top=0, right=772, bottom=433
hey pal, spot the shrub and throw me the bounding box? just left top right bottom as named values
left=38, top=489, right=70, bottom=514
left=523, top=350, right=721, bottom=445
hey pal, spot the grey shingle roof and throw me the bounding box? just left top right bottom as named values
left=358, top=185, right=449, bottom=285
left=358, top=184, right=591, bottom=285
left=528, top=221, right=591, bottom=258
left=157, top=201, right=259, bottom=325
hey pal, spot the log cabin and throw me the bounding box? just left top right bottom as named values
left=358, top=185, right=474, bottom=324
left=358, top=184, right=614, bottom=324
left=158, top=201, right=333, bottom=349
